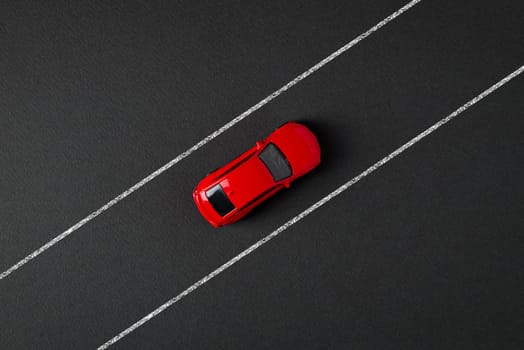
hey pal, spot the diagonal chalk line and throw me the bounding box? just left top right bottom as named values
left=96, top=65, right=524, bottom=349
left=0, top=0, right=423, bottom=281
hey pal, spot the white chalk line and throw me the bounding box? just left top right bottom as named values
left=96, top=65, right=524, bottom=350
left=0, top=0, right=422, bottom=281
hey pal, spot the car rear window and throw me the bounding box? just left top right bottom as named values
left=206, top=184, right=235, bottom=216
left=258, top=143, right=292, bottom=182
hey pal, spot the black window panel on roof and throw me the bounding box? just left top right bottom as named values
left=258, top=143, right=292, bottom=182
left=206, top=184, right=235, bottom=216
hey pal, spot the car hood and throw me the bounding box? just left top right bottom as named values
left=268, top=122, right=321, bottom=177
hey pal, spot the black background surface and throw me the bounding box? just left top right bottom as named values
left=1, top=0, right=524, bottom=349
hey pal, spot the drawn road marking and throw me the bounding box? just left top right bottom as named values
left=96, top=64, right=524, bottom=350
left=0, top=0, right=422, bottom=281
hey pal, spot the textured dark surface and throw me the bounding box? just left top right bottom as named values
left=1, top=0, right=524, bottom=349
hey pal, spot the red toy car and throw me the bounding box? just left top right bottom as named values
left=193, top=122, right=321, bottom=227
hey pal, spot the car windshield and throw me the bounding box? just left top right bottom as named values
left=206, top=184, right=235, bottom=216
left=258, top=143, right=292, bottom=182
